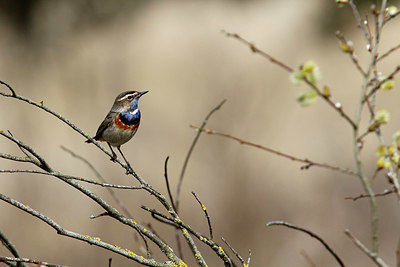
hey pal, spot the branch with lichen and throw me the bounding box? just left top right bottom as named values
left=1, top=82, right=246, bottom=266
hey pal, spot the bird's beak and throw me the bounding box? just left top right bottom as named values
left=139, top=91, right=149, bottom=97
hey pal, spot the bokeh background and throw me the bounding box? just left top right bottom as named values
left=1, top=0, right=400, bottom=266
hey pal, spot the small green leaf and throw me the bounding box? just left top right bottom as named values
left=296, top=89, right=318, bottom=107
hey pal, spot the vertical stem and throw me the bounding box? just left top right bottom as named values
left=352, top=0, right=387, bottom=254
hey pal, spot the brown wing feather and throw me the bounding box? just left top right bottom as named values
left=85, top=112, right=116, bottom=143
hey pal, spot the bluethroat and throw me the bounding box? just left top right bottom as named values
left=86, top=91, right=148, bottom=174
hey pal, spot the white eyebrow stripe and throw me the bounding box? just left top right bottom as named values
left=119, top=93, right=136, bottom=101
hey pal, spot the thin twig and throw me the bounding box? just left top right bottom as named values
left=60, top=146, right=135, bottom=217
left=363, top=65, right=400, bottom=102
left=0, top=131, right=52, bottom=171
left=0, top=84, right=215, bottom=265
left=383, top=9, right=400, bottom=26
left=1, top=134, right=184, bottom=265
left=351, top=0, right=388, bottom=254
left=176, top=99, right=227, bottom=212
left=344, top=230, right=389, bottom=267
left=0, top=257, right=62, bottom=267
left=223, top=32, right=357, bottom=129
left=163, top=156, right=176, bottom=212
left=335, top=31, right=366, bottom=76
left=192, top=192, right=213, bottom=239
left=348, top=0, right=371, bottom=43
left=377, top=43, right=400, bottom=62
left=0, top=230, right=25, bottom=267
left=345, top=189, right=395, bottom=201
left=141, top=206, right=233, bottom=266
left=0, top=169, right=143, bottom=189
left=221, top=237, right=245, bottom=266
left=190, top=125, right=357, bottom=177
left=0, top=80, right=16, bottom=96
left=60, top=146, right=151, bottom=258
left=174, top=99, right=226, bottom=264
left=267, top=221, right=345, bottom=267
left=223, top=31, right=293, bottom=72
left=246, top=249, right=251, bottom=266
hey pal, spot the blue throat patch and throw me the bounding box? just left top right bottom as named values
left=120, top=109, right=140, bottom=126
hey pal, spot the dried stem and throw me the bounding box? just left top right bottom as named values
left=176, top=99, right=227, bottom=212
left=223, top=30, right=293, bottom=72
left=163, top=156, right=177, bottom=212
left=267, top=221, right=344, bottom=267
left=377, top=43, right=400, bottom=62
left=190, top=125, right=357, bottom=177
left=345, top=189, right=395, bottom=201
left=192, top=192, right=213, bottom=239
left=344, top=230, right=388, bottom=267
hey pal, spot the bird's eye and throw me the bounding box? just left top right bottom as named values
left=127, top=95, right=133, bottom=100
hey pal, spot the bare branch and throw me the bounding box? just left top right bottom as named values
left=0, top=169, right=143, bottom=189
left=345, top=189, right=395, bottom=201
left=223, top=32, right=357, bottom=129
left=192, top=192, right=213, bottom=239
left=348, top=0, right=371, bottom=43
left=190, top=125, right=357, bottom=177
left=221, top=237, right=246, bottom=266
left=0, top=81, right=132, bottom=173
left=176, top=99, right=227, bottom=212
left=0, top=230, right=25, bottom=267
left=267, top=221, right=344, bottom=267
left=141, top=206, right=233, bottom=266
left=0, top=80, right=16, bottom=96
left=0, top=131, right=52, bottom=172
left=344, top=230, right=389, bottom=267
left=60, top=146, right=135, bottom=218
left=0, top=257, right=62, bottom=267
left=163, top=156, right=177, bottom=212
left=377, top=43, right=400, bottom=62
left=0, top=193, right=175, bottom=266
left=222, top=31, right=293, bottom=72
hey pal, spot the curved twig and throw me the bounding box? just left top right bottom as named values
left=267, top=221, right=344, bottom=267
left=176, top=99, right=227, bottom=212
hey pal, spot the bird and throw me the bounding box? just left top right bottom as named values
left=85, top=90, right=148, bottom=174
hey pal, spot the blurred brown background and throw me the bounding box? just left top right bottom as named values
left=1, top=0, right=400, bottom=266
